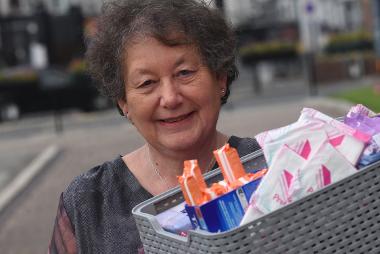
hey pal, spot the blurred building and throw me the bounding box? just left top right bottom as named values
left=298, top=0, right=372, bottom=52
left=0, top=0, right=108, bottom=68
left=225, top=0, right=368, bottom=30
left=225, top=0, right=297, bottom=27
left=0, top=0, right=376, bottom=56
left=228, top=0, right=373, bottom=52
left=0, top=0, right=102, bottom=16
left=231, top=0, right=299, bottom=47
left=0, top=0, right=111, bottom=117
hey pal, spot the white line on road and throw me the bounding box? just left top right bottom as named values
left=0, top=144, right=60, bottom=212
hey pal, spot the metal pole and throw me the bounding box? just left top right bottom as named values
left=252, top=63, right=261, bottom=95
left=54, top=110, right=63, bottom=134
left=298, top=0, right=318, bottom=96
left=304, top=52, right=317, bottom=96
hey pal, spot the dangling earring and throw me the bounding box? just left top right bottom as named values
left=221, top=88, right=225, bottom=96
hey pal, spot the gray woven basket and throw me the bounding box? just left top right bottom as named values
left=132, top=150, right=380, bottom=253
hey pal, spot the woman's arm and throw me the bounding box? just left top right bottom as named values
left=48, top=194, right=77, bottom=254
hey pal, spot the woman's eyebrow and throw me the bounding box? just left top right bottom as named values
left=173, top=55, right=187, bottom=68
left=130, top=54, right=193, bottom=78
left=130, top=68, right=154, bottom=77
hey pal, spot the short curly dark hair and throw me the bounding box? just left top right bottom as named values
left=86, top=0, right=238, bottom=109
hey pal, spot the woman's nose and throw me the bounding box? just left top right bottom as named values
left=159, top=79, right=183, bottom=109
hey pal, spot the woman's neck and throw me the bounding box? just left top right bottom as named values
left=123, top=131, right=229, bottom=195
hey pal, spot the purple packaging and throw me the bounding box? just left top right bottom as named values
left=345, top=114, right=380, bottom=135
left=185, top=178, right=262, bottom=233
left=345, top=110, right=380, bottom=167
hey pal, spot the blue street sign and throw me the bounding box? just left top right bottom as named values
left=306, top=2, right=314, bottom=14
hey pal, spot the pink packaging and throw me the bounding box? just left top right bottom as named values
left=241, top=141, right=359, bottom=226
left=299, top=108, right=369, bottom=165
left=255, top=120, right=325, bottom=149
left=262, top=128, right=327, bottom=167
left=241, top=107, right=369, bottom=226
left=240, top=145, right=306, bottom=224
left=299, top=108, right=371, bottom=144
left=299, top=142, right=358, bottom=196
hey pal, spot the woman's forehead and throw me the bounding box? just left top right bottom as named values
left=124, top=32, right=194, bottom=51
left=123, top=36, right=201, bottom=69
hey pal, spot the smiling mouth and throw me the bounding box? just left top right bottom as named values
left=160, top=112, right=193, bottom=123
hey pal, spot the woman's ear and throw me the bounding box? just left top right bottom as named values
left=218, top=73, right=228, bottom=96
left=117, top=98, right=128, bottom=116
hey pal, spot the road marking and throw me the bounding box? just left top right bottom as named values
left=0, top=144, right=60, bottom=212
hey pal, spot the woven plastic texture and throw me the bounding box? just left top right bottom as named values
left=133, top=151, right=380, bottom=254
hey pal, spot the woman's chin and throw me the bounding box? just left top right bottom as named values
left=158, top=133, right=204, bottom=153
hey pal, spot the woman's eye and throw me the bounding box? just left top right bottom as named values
left=139, top=80, right=154, bottom=88
left=177, top=70, right=194, bottom=77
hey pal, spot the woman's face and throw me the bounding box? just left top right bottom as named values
left=118, top=37, right=227, bottom=153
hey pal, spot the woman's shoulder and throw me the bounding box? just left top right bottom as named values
left=62, top=156, right=151, bottom=217
left=64, top=156, right=126, bottom=196
left=228, top=135, right=261, bottom=157
left=60, top=156, right=151, bottom=252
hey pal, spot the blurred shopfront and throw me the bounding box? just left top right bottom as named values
left=0, top=5, right=110, bottom=121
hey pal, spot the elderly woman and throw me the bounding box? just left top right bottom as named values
left=48, top=0, right=260, bottom=253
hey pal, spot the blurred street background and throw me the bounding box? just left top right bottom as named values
left=0, top=0, right=380, bottom=253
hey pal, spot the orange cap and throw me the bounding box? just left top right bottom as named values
left=214, top=144, right=246, bottom=185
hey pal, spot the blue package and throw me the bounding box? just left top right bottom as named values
left=359, top=133, right=380, bottom=167
left=185, top=178, right=262, bottom=233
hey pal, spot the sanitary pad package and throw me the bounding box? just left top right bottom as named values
left=242, top=107, right=371, bottom=225
left=256, top=108, right=370, bottom=167
left=299, top=108, right=370, bottom=165
left=241, top=145, right=305, bottom=222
